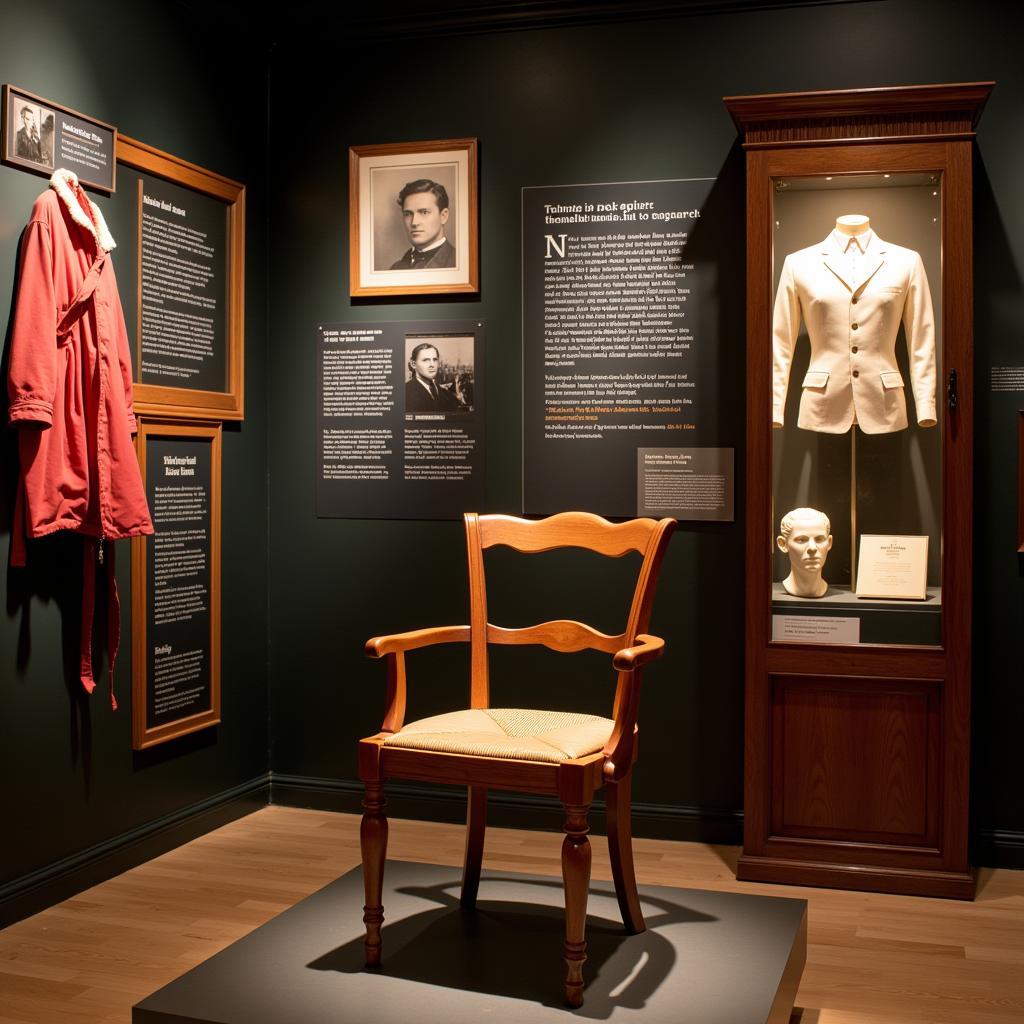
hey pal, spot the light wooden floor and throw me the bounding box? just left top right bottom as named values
left=0, top=805, right=1021, bottom=1023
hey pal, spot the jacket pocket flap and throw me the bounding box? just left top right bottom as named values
left=802, top=371, right=829, bottom=389
left=880, top=370, right=905, bottom=389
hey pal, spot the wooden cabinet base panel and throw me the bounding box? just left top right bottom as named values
left=737, top=853, right=976, bottom=899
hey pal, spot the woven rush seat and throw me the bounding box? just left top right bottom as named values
left=382, top=708, right=615, bottom=764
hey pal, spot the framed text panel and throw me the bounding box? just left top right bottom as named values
left=117, top=135, right=245, bottom=420
left=132, top=419, right=222, bottom=750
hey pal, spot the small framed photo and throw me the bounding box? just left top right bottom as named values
left=349, top=137, right=478, bottom=298
left=2, top=84, right=117, bottom=192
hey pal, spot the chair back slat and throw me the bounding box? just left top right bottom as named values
left=487, top=621, right=625, bottom=655
left=464, top=512, right=676, bottom=715
left=478, top=511, right=655, bottom=557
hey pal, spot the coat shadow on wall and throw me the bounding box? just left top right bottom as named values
left=309, top=876, right=714, bottom=1017
left=1, top=231, right=97, bottom=793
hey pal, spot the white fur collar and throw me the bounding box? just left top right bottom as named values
left=49, top=168, right=116, bottom=251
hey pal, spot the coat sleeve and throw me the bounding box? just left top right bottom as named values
left=107, top=258, right=139, bottom=434
left=903, top=251, right=937, bottom=428
left=7, top=219, right=57, bottom=428
left=771, top=255, right=800, bottom=428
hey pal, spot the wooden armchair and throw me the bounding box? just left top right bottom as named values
left=359, top=511, right=676, bottom=1007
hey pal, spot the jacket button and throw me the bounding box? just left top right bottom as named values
left=852, top=322, right=859, bottom=330
left=853, top=369, right=860, bottom=378
left=852, top=346, right=858, bottom=354
left=852, top=296, right=859, bottom=304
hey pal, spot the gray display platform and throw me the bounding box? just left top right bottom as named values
left=134, top=861, right=807, bottom=1024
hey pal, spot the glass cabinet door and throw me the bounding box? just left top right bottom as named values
left=769, top=172, right=943, bottom=647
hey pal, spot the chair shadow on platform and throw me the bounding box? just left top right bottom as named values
left=309, top=876, right=716, bottom=1018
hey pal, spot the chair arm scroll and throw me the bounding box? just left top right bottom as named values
left=365, top=624, right=471, bottom=658
left=365, top=625, right=470, bottom=733
left=612, top=633, right=665, bottom=672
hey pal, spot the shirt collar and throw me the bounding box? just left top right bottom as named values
left=833, top=228, right=874, bottom=255
left=415, top=235, right=447, bottom=254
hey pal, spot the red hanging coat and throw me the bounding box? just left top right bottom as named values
left=7, top=168, right=153, bottom=704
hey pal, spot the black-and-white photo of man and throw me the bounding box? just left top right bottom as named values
left=404, top=337, right=475, bottom=415
left=369, top=161, right=459, bottom=273
left=390, top=179, right=456, bottom=270
left=14, top=102, right=46, bottom=166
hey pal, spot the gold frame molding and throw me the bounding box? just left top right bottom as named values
left=132, top=418, right=222, bottom=750
left=118, top=135, right=245, bottom=420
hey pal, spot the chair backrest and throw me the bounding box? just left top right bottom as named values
left=463, top=511, right=676, bottom=711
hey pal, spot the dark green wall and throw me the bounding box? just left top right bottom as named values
left=267, top=0, right=1024, bottom=857
left=3, top=0, right=1022, bottom=917
left=0, top=0, right=269, bottom=909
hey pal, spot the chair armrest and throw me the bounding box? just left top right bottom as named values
left=603, top=634, right=665, bottom=781
left=365, top=625, right=471, bottom=658
left=612, top=633, right=664, bottom=672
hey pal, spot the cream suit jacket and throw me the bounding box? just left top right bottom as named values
left=772, top=234, right=937, bottom=434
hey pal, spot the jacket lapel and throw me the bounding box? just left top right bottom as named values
left=857, top=239, right=887, bottom=294
left=820, top=233, right=888, bottom=294
left=821, top=235, right=853, bottom=291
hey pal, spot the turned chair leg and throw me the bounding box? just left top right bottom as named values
left=361, top=781, right=388, bottom=968
left=461, top=785, right=487, bottom=909
left=606, top=772, right=646, bottom=934
left=561, top=802, right=592, bottom=1008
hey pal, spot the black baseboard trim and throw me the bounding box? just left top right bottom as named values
left=4, top=773, right=1019, bottom=930
left=269, top=773, right=745, bottom=846
left=272, top=775, right=1024, bottom=871
left=0, top=774, right=270, bottom=929
left=974, top=828, right=1024, bottom=870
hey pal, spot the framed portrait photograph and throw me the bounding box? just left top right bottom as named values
left=349, top=137, right=478, bottom=298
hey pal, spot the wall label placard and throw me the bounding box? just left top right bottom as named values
left=771, top=615, right=861, bottom=644
left=637, top=447, right=734, bottom=521
left=317, top=319, right=484, bottom=519
left=132, top=421, right=221, bottom=750
left=855, top=534, right=929, bottom=600
left=2, top=83, right=116, bottom=192
left=522, top=177, right=718, bottom=515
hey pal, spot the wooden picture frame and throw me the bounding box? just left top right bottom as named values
left=117, top=135, right=245, bottom=420
left=2, top=83, right=117, bottom=192
left=132, top=418, right=222, bottom=750
left=349, top=137, right=478, bottom=298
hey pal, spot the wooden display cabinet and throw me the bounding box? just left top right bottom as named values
left=724, top=83, right=993, bottom=898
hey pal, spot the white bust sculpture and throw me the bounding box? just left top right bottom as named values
left=777, top=507, right=833, bottom=598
